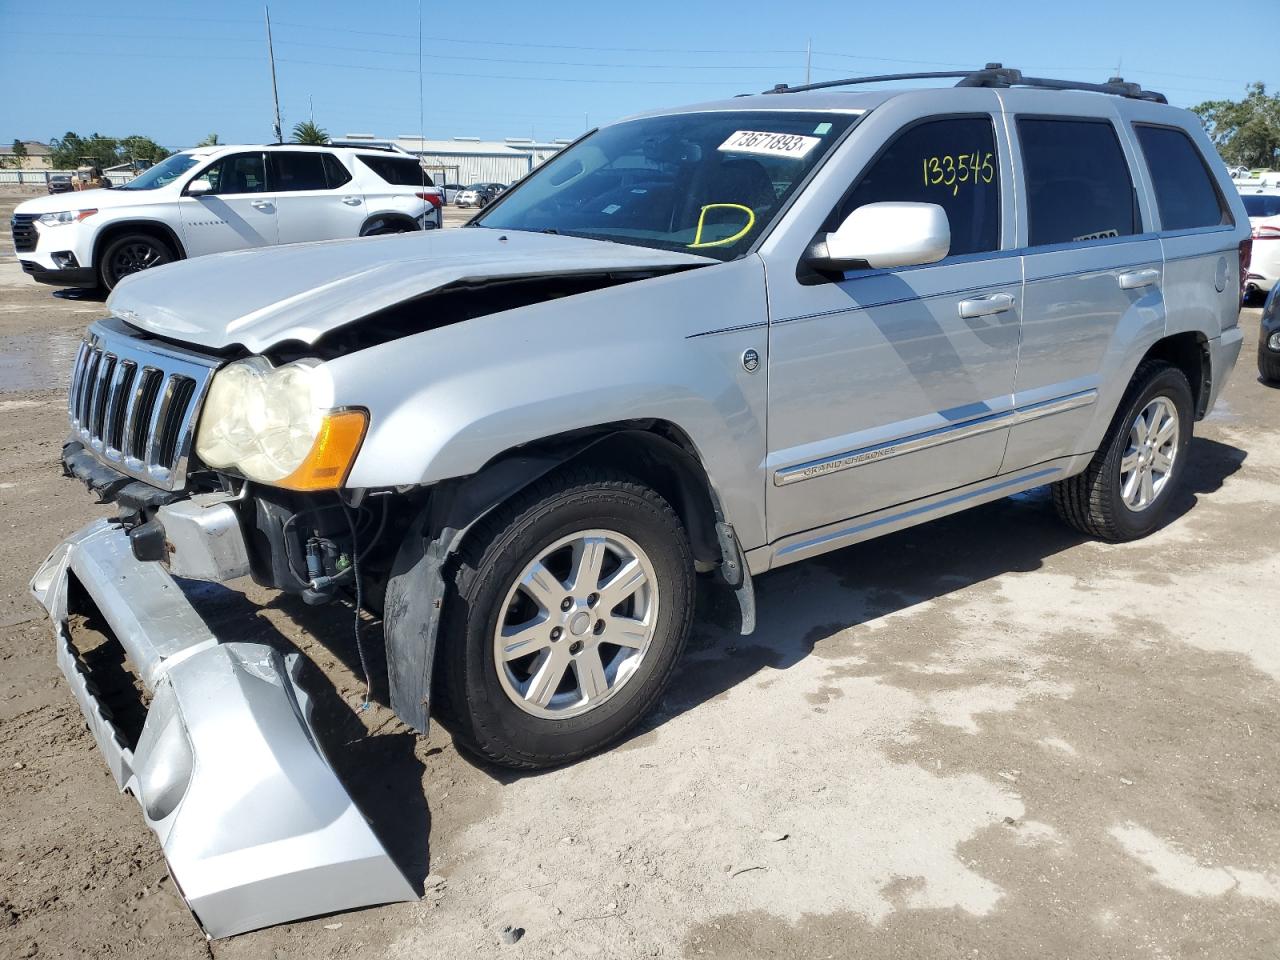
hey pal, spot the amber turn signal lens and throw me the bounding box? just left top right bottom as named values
left=277, top=409, right=368, bottom=491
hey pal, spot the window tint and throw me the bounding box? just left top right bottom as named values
left=1134, top=125, right=1229, bottom=231
left=1018, top=118, right=1138, bottom=246
left=189, top=153, right=266, bottom=195
left=273, top=151, right=330, bottom=191
left=834, top=117, right=1000, bottom=258
left=357, top=155, right=434, bottom=186
left=321, top=152, right=353, bottom=189
left=1243, top=194, right=1280, bottom=218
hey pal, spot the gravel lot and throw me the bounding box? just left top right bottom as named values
left=1, top=190, right=1278, bottom=960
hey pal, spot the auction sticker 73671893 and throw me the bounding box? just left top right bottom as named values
left=718, top=130, right=821, bottom=159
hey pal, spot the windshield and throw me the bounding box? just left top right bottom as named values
left=1243, top=194, right=1280, bottom=218
left=474, top=111, right=858, bottom=260
left=116, top=153, right=201, bottom=191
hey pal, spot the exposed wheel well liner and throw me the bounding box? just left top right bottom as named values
left=381, top=420, right=753, bottom=733
left=1141, top=331, right=1210, bottom=419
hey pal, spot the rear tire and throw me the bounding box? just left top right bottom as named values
left=435, top=468, right=695, bottom=769
left=1052, top=360, right=1193, bottom=542
left=99, top=232, right=175, bottom=290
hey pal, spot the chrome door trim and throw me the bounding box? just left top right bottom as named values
left=773, top=388, right=1096, bottom=487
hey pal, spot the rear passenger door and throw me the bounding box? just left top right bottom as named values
left=271, top=151, right=366, bottom=244
left=1001, top=110, right=1165, bottom=473
left=1129, top=120, right=1239, bottom=353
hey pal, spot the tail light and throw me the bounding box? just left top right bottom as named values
left=416, top=192, right=442, bottom=209
left=1253, top=224, right=1280, bottom=240
left=1239, top=236, right=1253, bottom=299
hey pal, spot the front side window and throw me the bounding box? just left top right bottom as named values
left=475, top=111, right=859, bottom=261
left=1018, top=118, right=1138, bottom=246
left=1133, top=125, right=1230, bottom=231
left=272, top=152, right=330, bottom=192
left=830, top=116, right=1001, bottom=258
left=188, top=153, right=267, bottom=195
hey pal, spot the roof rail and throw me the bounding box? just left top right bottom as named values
left=760, top=63, right=1167, bottom=104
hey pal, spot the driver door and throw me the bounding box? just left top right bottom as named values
left=764, top=111, right=1022, bottom=543
left=179, top=151, right=278, bottom=257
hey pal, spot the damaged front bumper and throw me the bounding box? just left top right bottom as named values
left=29, top=519, right=416, bottom=938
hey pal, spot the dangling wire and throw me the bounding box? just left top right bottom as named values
left=339, top=494, right=373, bottom=711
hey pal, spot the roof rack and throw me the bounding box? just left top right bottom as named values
left=759, top=63, right=1167, bottom=104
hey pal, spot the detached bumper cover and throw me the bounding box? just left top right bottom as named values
left=29, top=520, right=416, bottom=938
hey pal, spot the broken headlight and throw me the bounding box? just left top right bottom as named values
left=195, top=358, right=367, bottom=491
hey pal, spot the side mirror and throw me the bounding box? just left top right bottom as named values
left=807, top=201, right=950, bottom=272
left=185, top=179, right=212, bottom=197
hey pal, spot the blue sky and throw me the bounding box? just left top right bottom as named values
left=1, top=0, right=1274, bottom=149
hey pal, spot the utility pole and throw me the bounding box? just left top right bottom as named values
left=265, top=4, right=283, bottom=143
left=805, top=38, right=811, bottom=86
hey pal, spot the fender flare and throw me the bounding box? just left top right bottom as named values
left=381, top=432, right=755, bottom=733
left=359, top=212, right=423, bottom=235
left=92, top=218, right=188, bottom=263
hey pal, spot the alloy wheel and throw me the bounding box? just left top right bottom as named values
left=1120, top=396, right=1179, bottom=512
left=493, top=529, right=658, bottom=719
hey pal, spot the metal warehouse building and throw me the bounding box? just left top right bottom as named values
left=341, top=134, right=571, bottom=186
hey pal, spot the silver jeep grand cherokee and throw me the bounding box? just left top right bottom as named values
left=31, top=66, right=1248, bottom=935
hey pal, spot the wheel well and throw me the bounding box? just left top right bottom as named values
left=93, top=220, right=186, bottom=266
left=1141, top=332, right=1211, bottom=419
left=360, top=213, right=421, bottom=235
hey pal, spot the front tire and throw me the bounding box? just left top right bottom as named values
left=99, top=232, right=174, bottom=290
left=436, top=469, right=695, bottom=769
left=1052, top=360, right=1193, bottom=541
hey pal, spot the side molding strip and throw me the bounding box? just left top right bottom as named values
left=773, top=389, right=1097, bottom=487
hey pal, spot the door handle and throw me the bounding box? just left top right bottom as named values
left=342, top=196, right=362, bottom=206
left=250, top=199, right=273, bottom=210
left=1118, top=268, right=1159, bottom=290
left=957, top=293, right=1015, bottom=319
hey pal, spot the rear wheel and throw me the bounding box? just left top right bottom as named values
left=1052, top=360, right=1193, bottom=542
left=435, top=469, right=695, bottom=769
left=99, top=232, right=174, bottom=290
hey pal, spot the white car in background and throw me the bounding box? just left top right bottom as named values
left=10, top=144, right=444, bottom=291
left=1240, top=191, right=1280, bottom=299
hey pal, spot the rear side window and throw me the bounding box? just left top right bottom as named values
left=273, top=152, right=329, bottom=191
left=357, top=155, right=434, bottom=186
left=1133, top=125, right=1230, bottom=231
left=834, top=116, right=1000, bottom=258
left=1018, top=118, right=1138, bottom=246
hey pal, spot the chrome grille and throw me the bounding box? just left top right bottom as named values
left=68, top=320, right=220, bottom=491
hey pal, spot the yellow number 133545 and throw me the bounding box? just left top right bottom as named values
left=922, top=152, right=995, bottom=195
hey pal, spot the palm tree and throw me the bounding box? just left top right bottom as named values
left=291, top=120, right=329, bottom=145
left=196, top=133, right=220, bottom=147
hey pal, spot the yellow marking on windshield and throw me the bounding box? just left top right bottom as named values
left=688, top=203, right=756, bottom=248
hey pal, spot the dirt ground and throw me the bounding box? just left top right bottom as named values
left=1, top=190, right=1277, bottom=960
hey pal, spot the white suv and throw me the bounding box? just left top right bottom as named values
left=10, top=144, right=444, bottom=290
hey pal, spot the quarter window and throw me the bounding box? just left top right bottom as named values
left=188, top=153, right=266, bottom=195
left=1133, top=125, right=1230, bottom=231
left=1017, top=118, right=1138, bottom=246
left=357, top=155, right=434, bottom=186
left=272, top=151, right=331, bottom=192
left=833, top=117, right=1001, bottom=258
left=322, top=152, right=353, bottom=189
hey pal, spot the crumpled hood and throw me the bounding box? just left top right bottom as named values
left=107, top=229, right=714, bottom=353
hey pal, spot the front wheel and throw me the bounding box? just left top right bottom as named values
left=436, top=469, right=695, bottom=769
left=1052, top=360, right=1193, bottom=541
left=99, top=232, right=175, bottom=290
